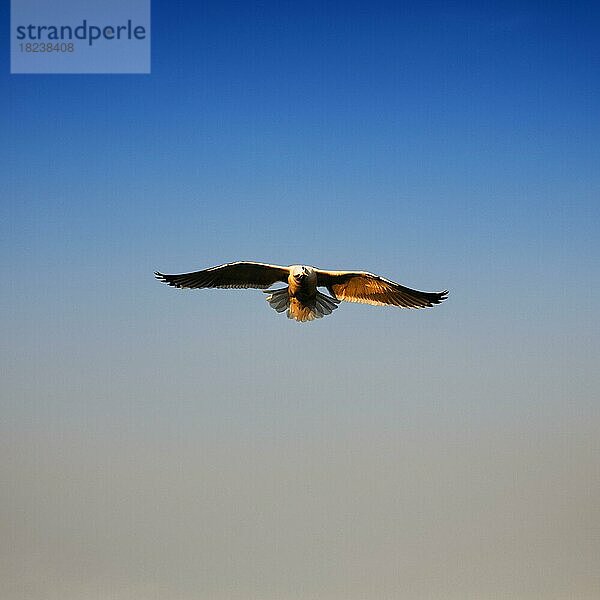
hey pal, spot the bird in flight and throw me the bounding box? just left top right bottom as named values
left=155, top=261, right=448, bottom=322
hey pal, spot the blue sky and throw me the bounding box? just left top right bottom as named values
left=1, top=2, right=599, bottom=598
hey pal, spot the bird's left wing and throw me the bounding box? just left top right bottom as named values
left=155, top=261, right=289, bottom=290
left=315, top=269, right=448, bottom=308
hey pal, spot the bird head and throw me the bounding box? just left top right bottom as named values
left=291, top=265, right=314, bottom=282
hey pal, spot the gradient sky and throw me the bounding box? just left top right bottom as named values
left=1, top=2, right=599, bottom=599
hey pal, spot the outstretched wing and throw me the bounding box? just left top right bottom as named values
left=155, top=261, right=289, bottom=290
left=316, top=269, right=448, bottom=309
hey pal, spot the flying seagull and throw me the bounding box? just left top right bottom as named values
left=155, top=261, right=448, bottom=322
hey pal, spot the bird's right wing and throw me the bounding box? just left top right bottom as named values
left=155, top=261, right=289, bottom=290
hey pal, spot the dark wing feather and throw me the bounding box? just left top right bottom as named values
left=155, top=261, right=289, bottom=290
left=316, top=269, right=448, bottom=309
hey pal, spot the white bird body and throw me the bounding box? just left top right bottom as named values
left=276, top=265, right=338, bottom=321
left=155, top=261, right=447, bottom=322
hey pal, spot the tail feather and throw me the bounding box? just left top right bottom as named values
left=265, top=288, right=340, bottom=322
left=315, top=291, right=339, bottom=315
left=263, top=288, right=289, bottom=313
